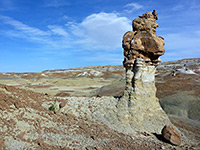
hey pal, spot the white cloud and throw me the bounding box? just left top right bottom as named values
left=0, top=16, right=49, bottom=36
left=48, top=25, right=68, bottom=37
left=69, top=12, right=131, bottom=50
left=0, top=15, right=59, bottom=48
left=0, top=16, right=73, bottom=49
left=2, top=12, right=199, bottom=63
left=0, top=12, right=132, bottom=52
left=124, top=3, right=144, bottom=13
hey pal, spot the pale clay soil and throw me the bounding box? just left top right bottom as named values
left=0, top=84, right=200, bottom=149
left=0, top=58, right=200, bottom=149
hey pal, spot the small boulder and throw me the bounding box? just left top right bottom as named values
left=97, top=94, right=101, bottom=98
left=161, top=125, right=181, bottom=146
left=59, top=101, right=67, bottom=108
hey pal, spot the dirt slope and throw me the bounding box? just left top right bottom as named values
left=1, top=84, right=199, bottom=149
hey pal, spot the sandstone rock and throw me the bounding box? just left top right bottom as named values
left=161, top=125, right=181, bottom=146
left=122, top=10, right=165, bottom=66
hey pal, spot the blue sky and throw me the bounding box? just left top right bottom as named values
left=0, top=0, right=200, bottom=72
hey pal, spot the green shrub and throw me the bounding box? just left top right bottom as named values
left=48, top=100, right=57, bottom=111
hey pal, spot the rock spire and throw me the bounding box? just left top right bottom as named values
left=116, top=10, right=171, bottom=133
left=122, top=10, right=165, bottom=99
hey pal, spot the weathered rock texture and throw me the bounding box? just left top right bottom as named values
left=116, top=10, right=171, bottom=133
left=122, top=10, right=165, bottom=67
left=162, top=125, right=182, bottom=146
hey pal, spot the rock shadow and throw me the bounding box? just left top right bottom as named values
left=152, top=133, right=171, bottom=144
left=113, top=95, right=122, bottom=99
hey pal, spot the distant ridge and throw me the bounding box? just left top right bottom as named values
left=43, top=58, right=200, bottom=73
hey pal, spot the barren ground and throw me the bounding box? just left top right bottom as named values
left=0, top=58, right=200, bottom=149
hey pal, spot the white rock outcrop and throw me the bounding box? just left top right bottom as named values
left=116, top=58, right=171, bottom=133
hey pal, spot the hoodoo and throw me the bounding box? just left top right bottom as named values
left=116, top=10, right=171, bottom=133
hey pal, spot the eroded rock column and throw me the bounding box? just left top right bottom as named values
left=116, top=10, right=171, bottom=133
left=122, top=10, right=164, bottom=100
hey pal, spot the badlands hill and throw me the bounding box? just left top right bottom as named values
left=0, top=58, right=200, bottom=149
left=0, top=58, right=199, bottom=121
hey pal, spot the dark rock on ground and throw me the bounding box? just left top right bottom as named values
left=162, top=125, right=182, bottom=146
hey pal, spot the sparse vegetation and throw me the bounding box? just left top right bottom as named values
left=48, top=100, right=57, bottom=111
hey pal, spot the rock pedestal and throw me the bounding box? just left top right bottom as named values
left=117, top=58, right=170, bottom=133
left=116, top=10, right=171, bottom=133
left=123, top=58, right=157, bottom=99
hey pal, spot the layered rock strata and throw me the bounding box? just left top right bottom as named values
left=116, top=10, right=171, bottom=132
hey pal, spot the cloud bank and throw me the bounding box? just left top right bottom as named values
left=0, top=12, right=132, bottom=51
left=69, top=12, right=131, bottom=50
